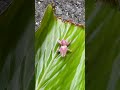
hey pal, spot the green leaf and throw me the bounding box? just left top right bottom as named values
left=35, top=5, right=85, bottom=90
left=86, top=1, right=120, bottom=90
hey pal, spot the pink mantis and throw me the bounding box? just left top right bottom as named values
left=58, top=39, right=71, bottom=57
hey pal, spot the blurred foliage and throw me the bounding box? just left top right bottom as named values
left=86, top=0, right=120, bottom=90
left=0, top=0, right=34, bottom=90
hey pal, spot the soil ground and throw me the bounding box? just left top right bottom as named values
left=35, top=0, right=85, bottom=30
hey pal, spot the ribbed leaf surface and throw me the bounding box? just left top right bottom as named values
left=35, top=5, right=85, bottom=90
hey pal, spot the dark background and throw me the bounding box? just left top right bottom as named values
left=0, top=0, right=35, bottom=90
left=86, top=0, right=120, bottom=90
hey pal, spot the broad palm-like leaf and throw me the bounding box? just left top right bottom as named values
left=35, top=5, right=85, bottom=90
left=86, top=1, right=120, bottom=90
